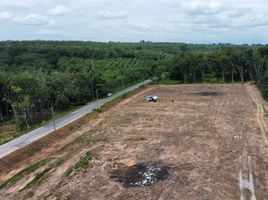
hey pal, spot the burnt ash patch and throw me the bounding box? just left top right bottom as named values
left=195, top=91, right=223, bottom=96
left=111, top=163, right=169, bottom=187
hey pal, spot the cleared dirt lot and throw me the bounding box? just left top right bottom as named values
left=1, top=84, right=268, bottom=200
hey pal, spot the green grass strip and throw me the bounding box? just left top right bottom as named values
left=23, top=167, right=52, bottom=190
left=0, top=159, right=47, bottom=189
left=64, top=152, right=92, bottom=177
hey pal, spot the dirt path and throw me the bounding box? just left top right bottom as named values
left=1, top=84, right=268, bottom=200
left=240, top=84, right=268, bottom=200
left=246, top=84, right=268, bottom=146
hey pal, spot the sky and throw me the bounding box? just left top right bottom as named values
left=0, top=0, right=268, bottom=44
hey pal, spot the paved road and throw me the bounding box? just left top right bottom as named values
left=0, top=80, right=152, bottom=159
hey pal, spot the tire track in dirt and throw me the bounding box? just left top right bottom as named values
left=207, top=86, right=232, bottom=199
left=153, top=87, right=198, bottom=200
left=240, top=83, right=268, bottom=200
left=4, top=84, right=268, bottom=200
left=200, top=86, right=236, bottom=200
left=176, top=85, right=257, bottom=200
left=156, top=86, right=229, bottom=200
left=34, top=144, right=104, bottom=198
left=237, top=118, right=256, bottom=200
left=246, top=85, right=268, bottom=146
left=238, top=83, right=268, bottom=200
left=184, top=87, right=229, bottom=200
left=230, top=85, right=257, bottom=200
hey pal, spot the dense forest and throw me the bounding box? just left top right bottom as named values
left=0, top=41, right=268, bottom=130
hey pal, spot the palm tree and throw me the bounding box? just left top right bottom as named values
left=86, top=60, right=96, bottom=100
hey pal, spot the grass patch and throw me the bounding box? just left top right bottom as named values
left=0, top=159, right=48, bottom=189
left=64, top=152, right=92, bottom=177
left=0, top=121, right=44, bottom=145
left=23, top=167, right=52, bottom=190
left=73, top=152, right=92, bottom=170
left=158, top=79, right=182, bottom=85
left=68, top=126, right=77, bottom=132
left=156, top=78, right=243, bottom=86
left=260, top=86, right=268, bottom=101
left=57, top=113, right=99, bottom=153
left=25, top=191, right=34, bottom=198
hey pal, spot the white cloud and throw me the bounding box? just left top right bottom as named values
left=240, top=15, right=268, bottom=27
left=0, top=0, right=51, bottom=8
left=0, top=0, right=268, bottom=43
left=36, top=29, right=62, bottom=35
left=48, top=5, right=70, bottom=16
left=13, top=14, right=53, bottom=26
left=176, top=0, right=268, bottom=32
left=1, top=0, right=33, bottom=8
left=98, top=10, right=127, bottom=19
left=0, top=11, right=12, bottom=20
left=226, top=9, right=247, bottom=18
left=126, top=22, right=151, bottom=31
left=181, top=0, right=228, bottom=16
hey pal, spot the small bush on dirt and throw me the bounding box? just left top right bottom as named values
left=158, top=79, right=182, bottom=85
left=202, top=74, right=223, bottom=83
left=93, top=108, right=102, bottom=113
left=64, top=152, right=92, bottom=177
left=68, top=126, right=77, bottom=131
left=260, top=86, right=268, bottom=101
left=74, top=152, right=92, bottom=170
left=25, top=191, right=34, bottom=198
left=16, top=119, right=27, bottom=130
left=23, top=168, right=52, bottom=189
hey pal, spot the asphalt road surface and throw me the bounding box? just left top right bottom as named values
left=0, top=80, right=151, bottom=159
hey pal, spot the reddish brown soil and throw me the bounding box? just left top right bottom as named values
left=1, top=84, right=268, bottom=200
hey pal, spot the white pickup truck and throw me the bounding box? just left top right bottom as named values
left=147, top=95, right=159, bottom=102
left=107, top=93, right=113, bottom=97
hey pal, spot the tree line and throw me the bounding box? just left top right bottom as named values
left=0, top=41, right=268, bottom=130
left=167, top=46, right=268, bottom=84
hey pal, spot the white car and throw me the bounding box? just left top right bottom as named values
left=107, top=93, right=113, bottom=97
left=147, top=95, right=159, bottom=102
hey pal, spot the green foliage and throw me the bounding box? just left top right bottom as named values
left=158, top=79, right=182, bottom=85
left=64, top=152, right=92, bottom=177
left=16, top=118, right=27, bottom=130
left=0, top=42, right=155, bottom=130
left=25, top=191, right=35, bottom=198
left=260, top=86, right=268, bottom=101
left=0, top=159, right=48, bottom=189
left=202, top=74, right=223, bottom=83
left=1, top=41, right=268, bottom=133
left=73, top=152, right=92, bottom=170
left=24, top=168, right=52, bottom=189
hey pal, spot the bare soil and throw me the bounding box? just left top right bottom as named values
left=1, top=84, right=268, bottom=200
